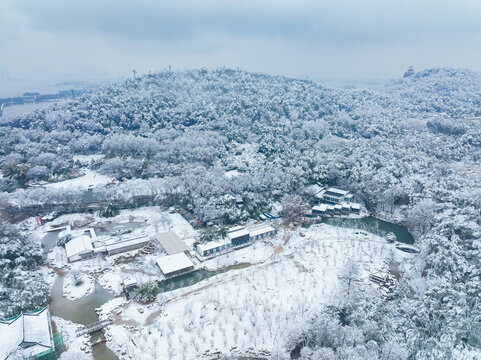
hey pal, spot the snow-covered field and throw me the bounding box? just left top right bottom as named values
left=98, top=223, right=414, bottom=359
left=45, top=169, right=112, bottom=189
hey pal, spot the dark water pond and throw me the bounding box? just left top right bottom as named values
left=49, top=275, right=118, bottom=359
left=320, top=216, right=414, bottom=244
left=156, top=262, right=251, bottom=293
left=41, top=229, right=62, bottom=259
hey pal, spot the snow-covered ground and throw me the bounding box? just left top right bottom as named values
left=34, top=207, right=415, bottom=359
left=45, top=169, right=112, bottom=189
left=53, top=317, right=92, bottom=360
left=98, top=223, right=414, bottom=360
left=62, top=273, right=95, bottom=301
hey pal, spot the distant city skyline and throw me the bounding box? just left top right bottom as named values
left=1, top=0, right=481, bottom=83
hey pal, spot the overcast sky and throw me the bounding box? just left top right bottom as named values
left=1, top=0, right=481, bottom=82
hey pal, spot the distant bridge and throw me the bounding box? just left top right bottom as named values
left=76, top=318, right=113, bottom=337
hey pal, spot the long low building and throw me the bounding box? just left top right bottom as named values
left=105, top=235, right=150, bottom=255
left=196, top=238, right=232, bottom=257
left=151, top=231, right=189, bottom=255
left=196, top=224, right=276, bottom=259
left=156, top=253, right=195, bottom=277
left=246, top=223, right=276, bottom=241
left=312, top=202, right=361, bottom=216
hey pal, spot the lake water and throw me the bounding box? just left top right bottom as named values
left=156, top=263, right=251, bottom=294
left=49, top=274, right=118, bottom=360
left=319, top=216, right=414, bottom=244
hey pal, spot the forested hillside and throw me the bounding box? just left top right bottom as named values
left=1, top=68, right=481, bottom=358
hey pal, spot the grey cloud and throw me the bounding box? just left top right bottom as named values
left=11, top=0, right=481, bottom=46
left=1, top=0, right=481, bottom=81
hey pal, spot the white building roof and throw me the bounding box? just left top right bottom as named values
left=105, top=235, right=150, bottom=253
left=65, top=235, right=93, bottom=259
left=0, top=314, right=23, bottom=359
left=247, top=224, right=275, bottom=238
left=197, top=238, right=231, bottom=253
left=315, top=191, right=326, bottom=199
left=228, top=225, right=246, bottom=233
left=152, top=231, right=189, bottom=255
left=312, top=204, right=328, bottom=212
left=23, top=309, right=52, bottom=347
left=351, top=203, right=361, bottom=210
left=228, top=229, right=250, bottom=240
left=123, top=277, right=137, bottom=287
left=0, top=308, right=53, bottom=360
left=156, top=253, right=194, bottom=275
left=325, top=187, right=350, bottom=196
left=270, top=202, right=283, bottom=217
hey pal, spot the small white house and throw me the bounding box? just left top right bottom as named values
left=156, top=253, right=195, bottom=277
left=312, top=204, right=328, bottom=215
left=350, top=203, right=361, bottom=214
left=105, top=235, right=150, bottom=255
left=65, top=235, right=93, bottom=262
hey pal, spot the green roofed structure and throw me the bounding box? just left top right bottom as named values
left=0, top=307, right=62, bottom=360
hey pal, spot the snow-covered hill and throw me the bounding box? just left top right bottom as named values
left=1, top=68, right=481, bottom=359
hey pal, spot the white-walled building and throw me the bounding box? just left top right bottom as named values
left=65, top=235, right=93, bottom=262
left=156, top=253, right=195, bottom=277
left=105, top=235, right=150, bottom=255
left=227, top=226, right=250, bottom=247
left=246, top=224, right=276, bottom=241
left=196, top=239, right=232, bottom=258
left=316, top=187, right=353, bottom=204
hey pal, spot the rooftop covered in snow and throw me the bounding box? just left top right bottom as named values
left=155, top=253, right=195, bottom=277
left=0, top=307, right=54, bottom=360
left=196, top=238, right=232, bottom=253
left=65, top=235, right=93, bottom=261
left=152, top=231, right=189, bottom=255
left=227, top=227, right=250, bottom=240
